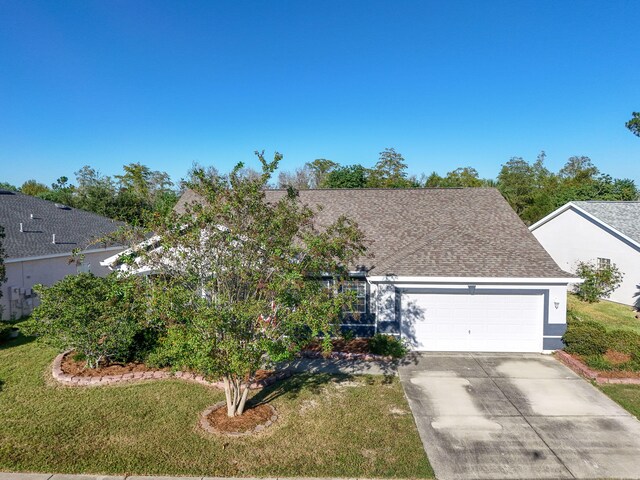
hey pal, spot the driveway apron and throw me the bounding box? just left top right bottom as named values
left=399, top=353, right=640, bottom=480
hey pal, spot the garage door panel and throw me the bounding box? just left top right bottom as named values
left=401, top=291, right=544, bottom=352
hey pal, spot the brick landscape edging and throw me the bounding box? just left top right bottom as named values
left=51, top=352, right=291, bottom=389
left=555, top=350, right=640, bottom=385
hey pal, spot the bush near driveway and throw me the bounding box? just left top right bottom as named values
left=563, top=313, right=640, bottom=372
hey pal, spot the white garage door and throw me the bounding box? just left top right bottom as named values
left=400, top=291, right=544, bottom=352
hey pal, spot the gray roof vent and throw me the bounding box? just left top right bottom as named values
left=55, top=203, right=71, bottom=210
left=0, top=189, right=15, bottom=195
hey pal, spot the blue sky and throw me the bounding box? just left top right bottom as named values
left=1, top=0, right=639, bottom=187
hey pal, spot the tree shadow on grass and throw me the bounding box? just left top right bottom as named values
left=248, top=372, right=353, bottom=408
left=0, top=331, right=37, bottom=351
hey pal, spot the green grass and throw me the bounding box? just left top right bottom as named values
left=600, top=384, right=640, bottom=419
left=568, top=294, right=640, bottom=334
left=0, top=335, right=433, bottom=478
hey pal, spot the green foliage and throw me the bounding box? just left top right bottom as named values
left=20, top=179, right=49, bottom=197
left=25, top=273, right=147, bottom=368
left=134, top=151, right=366, bottom=415
left=341, top=328, right=356, bottom=342
left=368, top=148, right=417, bottom=188
left=368, top=334, right=408, bottom=358
left=323, top=164, right=369, bottom=188
left=308, top=158, right=338, bottom=188
left=0, top=322, right=13, bottom=342
left=562, top=319, right=608, bottom=355
left=16, top=164, right=179, bottom=226
left=574, top=260, right=624, bottom=303
left=626, top=112, right=640, bottom=137
left=606, top=330, right=640, bottom=357
left=495, top=152, right=638, bottom=225
left=584, top=354, right=614, bottom=371
left=0, top=182, right=18, bottom=192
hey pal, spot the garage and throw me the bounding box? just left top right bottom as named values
left=399, top=289, right=545, bottom=352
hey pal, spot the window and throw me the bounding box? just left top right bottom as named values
left=342, top=278, right=367, bottom=315
left=322, top=276, right=371, bottom=325
left=597, top=257, right=611, bottom=270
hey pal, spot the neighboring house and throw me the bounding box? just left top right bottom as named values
left=530, top=201, right=640, bottom=306
left=104, top=188, right=576, bottom=352
left=0, top=189, right=125, bottom=319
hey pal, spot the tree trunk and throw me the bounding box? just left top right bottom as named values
left=222, top=375, right=251, bottom=417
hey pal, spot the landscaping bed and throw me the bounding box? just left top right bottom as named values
left=0, top=335, right=433, bottom=478
left=54, top=350, right=288, bottom=388
left=302, top=334, right=407, bottom=361
left=560, top=298, right=640, bottom=384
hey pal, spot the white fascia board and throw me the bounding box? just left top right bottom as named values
left=100, top=234, right=162, bottom=267
left=5, top=246, right=125, bottom=264
left=366, top=276, right=581, bottom=284
left=529, top=202, right=640, bottom=250
left=529, top=202, right=575, bottom=231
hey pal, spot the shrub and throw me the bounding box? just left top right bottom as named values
left=606, top=329, right=640, bottom=357
left=0, top=322, right=12, bottom=342
left=573, top=260, right=623, bottom=303
left=584, top=355, right=614, bottom=371
left=24, top=273, right=147, bottom=368
left=368, top=333, right=408, bottom=358
left=562, top=320, right=608, bottom=356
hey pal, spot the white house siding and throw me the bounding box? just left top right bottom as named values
left=1, top=248, right=123, bottom=320
left=531, top=207, right=640, bottom=306
left=369, top=279, right=568, bottom=352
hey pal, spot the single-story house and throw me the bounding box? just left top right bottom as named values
left=0, top=189, right=125, bottom=319
left=530, top=201, right=640, bottom=306
left=106, top=187, right=574, bottom=353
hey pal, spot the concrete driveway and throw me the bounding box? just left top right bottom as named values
left=399, top=353, right=640, bottom=480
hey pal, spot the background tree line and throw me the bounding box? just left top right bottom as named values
left=2, top=110, right=638, bottom=227
left=0, top=163, right=179, bottom=226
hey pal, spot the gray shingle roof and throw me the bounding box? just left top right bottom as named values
left=0, top=191, right=125, bottom=259
left=572, top=201, right=640, bottom=244
left=175, top=188, right=571, bottom=278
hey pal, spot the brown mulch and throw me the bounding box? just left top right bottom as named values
left=61, top=354, right=170, bottom=377
left=304, top=338, right=371, bottom=355
left=604, top=349, right=632, bottom=365
left=61, top=352, right=276, bottom=381
left=569, top=352, right=640, bottom=379
left=595, top=369, right=640, bottom=379
left=206, top=403, right=274, bottom=433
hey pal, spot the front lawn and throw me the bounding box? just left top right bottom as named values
left=599, top=384, right=640, bottom=419
left=0, top=334, right=433, bottom=478
left=568, top=294, right=639, bottom=334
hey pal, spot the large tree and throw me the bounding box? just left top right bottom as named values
left=368, top=148, right=416, bottom=188
left=323, top=164, right=369, bottom=188
left=626, top=112, right=640, bottom=137
left=137, top=152, right=365, bottom=417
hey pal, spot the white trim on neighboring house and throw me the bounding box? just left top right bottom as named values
left=366, top=276, right=581, bottom=284
left=529, top=202, right=640, bottom=251
left=5, top=246, right=125, bottom=264
left=100, top=235, right=162, bottom=268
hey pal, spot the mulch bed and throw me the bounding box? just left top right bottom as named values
left=304, top=338, right=372, bottom=355
left=59, top=351, right=278, bottom=381
left=205, top=403, right=275, bottom=434
left=603, top=349, right=633, bottom=366
left=61, top=355, right=170, bottom=377
left=555, top=350, right=640, bottom=383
